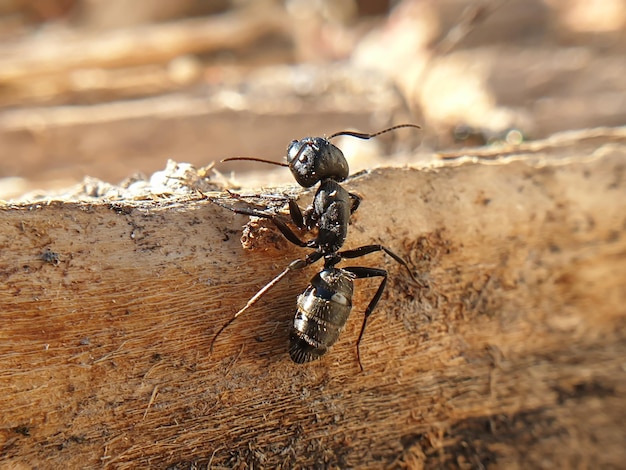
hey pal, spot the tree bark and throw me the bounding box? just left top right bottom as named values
left=1, top=129, right=625, bottom=468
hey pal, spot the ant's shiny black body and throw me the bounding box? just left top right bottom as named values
left=210, top=124, right=420, bottom=369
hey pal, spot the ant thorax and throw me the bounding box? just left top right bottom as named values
left=306, top=179, right=352, bottom=254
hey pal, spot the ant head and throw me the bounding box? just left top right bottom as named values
left=286, top=137, right=349, bottom=188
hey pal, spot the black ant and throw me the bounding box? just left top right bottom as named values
left=209, top=123, right=421, bottom=370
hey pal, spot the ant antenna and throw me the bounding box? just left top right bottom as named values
left=221, top=156, right=289, bottom=167
left=328, top=123, right=421, bottom=141
left=220, top=124, right=420, bottom=167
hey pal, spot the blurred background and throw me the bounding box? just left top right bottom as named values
left=0, top=0, right=624, bottom=198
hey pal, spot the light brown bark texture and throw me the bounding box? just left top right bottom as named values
left=1, top=132, right=625, bottom=468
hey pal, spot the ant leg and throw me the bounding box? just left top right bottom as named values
left=342, top=266, right=387, bottom=372
left=223, top=190, right=306, bottom=230
left=338, top=244, right=421, bottom=285
left=348, top=192, right=361, bottom=214
left=210, top=258, right=306, bottom=354
left=223, top=188, right=289, bottom=202
left=210, top=197, right=308, bottom=248
left=210, top=250, right=324, bottom=354
left=288, top=199, right=306, bottom=230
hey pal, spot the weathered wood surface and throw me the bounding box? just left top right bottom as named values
left=1, top=133, right=625, bottom=468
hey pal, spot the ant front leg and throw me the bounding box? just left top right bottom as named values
left=224, top=190, right=309, bottom=236
left=210, top=195, right=308, bottom=248
left=342, top=266, right=387, bottom=372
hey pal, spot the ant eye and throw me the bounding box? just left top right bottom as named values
left=287, top=143, right=300, bottom=162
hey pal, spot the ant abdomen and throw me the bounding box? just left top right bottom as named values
left=289, top=268, right=354, bottom=363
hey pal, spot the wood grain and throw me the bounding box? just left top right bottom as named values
left=1, top=134, right=625, bottom=468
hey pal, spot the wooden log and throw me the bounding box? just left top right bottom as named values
left=0, top=9, right=289, bottom=83
left=1, top=129, right=625, bottom=468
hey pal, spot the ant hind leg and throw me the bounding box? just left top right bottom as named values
left=210, top=257, right=310, bottom=354
left=342, top=266, right=388, bottom=372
